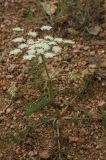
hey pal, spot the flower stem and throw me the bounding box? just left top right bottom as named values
left=40, top=54, right=53, bottom=102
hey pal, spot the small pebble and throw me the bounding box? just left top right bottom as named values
left=6, top=108, right=12, bottom=114
left=6, top=74, right=14, bottom=79
left=0, top=153, right=3, bottom=158
left=23, top=66, right=29, bottom=74
left=39, top=150, right=50, bottom=159
left=89, top=64, right=97, bottom=69
left=3, top=86, right=7, bottom=91
left=90, top=51, right=95, bottom=56
left=28, top=151, right=34, bottom=157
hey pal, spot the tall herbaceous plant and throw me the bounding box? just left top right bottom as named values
left=9, top=25, right=75, bottom=102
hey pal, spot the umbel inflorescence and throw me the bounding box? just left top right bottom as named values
left=9, top=25, right=75, bottom=62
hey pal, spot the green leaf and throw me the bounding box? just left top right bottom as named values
left=8, top=83, right=18, bottom=97
left=69, top=71, right=78, bottom=81
left=25, top=96, right=51, bottom=116
left=101, top=117, right=106, bottom=129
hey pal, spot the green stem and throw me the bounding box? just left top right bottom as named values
left=40, top=54, right=53, bottom=102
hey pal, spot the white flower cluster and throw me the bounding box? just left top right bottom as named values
left=13, top=27, right=24, bottom=32
left=27, top=31, right=38, bottom=38
left=40, top=25, right=52, bottom=31
left=10, top=25, right=75, bottom=61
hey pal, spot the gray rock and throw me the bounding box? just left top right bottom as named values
left=23, top=66, right=29, bottom=74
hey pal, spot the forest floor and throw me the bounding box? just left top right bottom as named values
left=0, top=1, right=106, bottom=160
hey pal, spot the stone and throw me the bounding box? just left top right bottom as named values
left=89, top=64, right=97, bottom=73
left=2, top=86, right=7, bottom=91
left=6, top=108, right=12, bottom=114
left=69, top=136, right=79, bottom=142
left=39, top=150, right=50, bottom=159
left=101, top=61, right=106, bottom=68
left=87, top=25, right=102, bottom=35
left=102, top=81, right=106, bottom=87
left=6, top=74, right=14, bottom=79
left=89, top=51, right=95, bottom=56
left=102, top=23, right=106, bottom=29
left=15, top=148, right=20, bottom=154
left=82, top=69, right=89, bottom=77
left=99, top=31, right=106, bottom=38
left=83, top=46, right=89, bottom=51
left=23, top=66, right=29, bottom=74
left=0, top=153, right=3, bottom=158
left=98, top=101, right=106, bottom=108
left=28, top=151, right=34, bottom=157
left=67, top=154, right=71, bottom=159
left=89, top=64, right=97, bottom=69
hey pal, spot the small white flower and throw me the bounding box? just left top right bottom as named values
left=27, top=49, right=36, bottom=55
left=52, top=46, right=61, bottom=53
left=28, top=44, right=37, bottom=50
left=37, top=38, right=44, bottom=42
left=41, top=43, right=50, bottom=51
left=12, top=37, right=25, bottom=43
left=44, top=52, right=55, bottom=58
left=33, top=42, right=50, bottom=51
left=34, top=42, right=42, bottom=48
left=10, top=48, right=22, bottom=55
left=23, top=54, right=35, bottom=60
left=63, top=40, right=75, bottom=44
left=18, top=43, right=28, bottom=49
left=28, top=31, right=38, bottom=38
left=48, top=41, right=57, bottom=46
left=40, top=25, right=52, bottom=31
left=44, top=35, right=54, bottom=41
left=13, top=27, right=24, bottom=32
left=36, top=48, right=45, bottom=54
left=27, top=39, right=35, bottom=45
left=54, top=38, right=63, bottom=43
left=37, top=39, right=48, bottom=44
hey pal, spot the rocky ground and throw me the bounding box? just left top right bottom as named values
left=0, top=1, right=106, bottom=160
